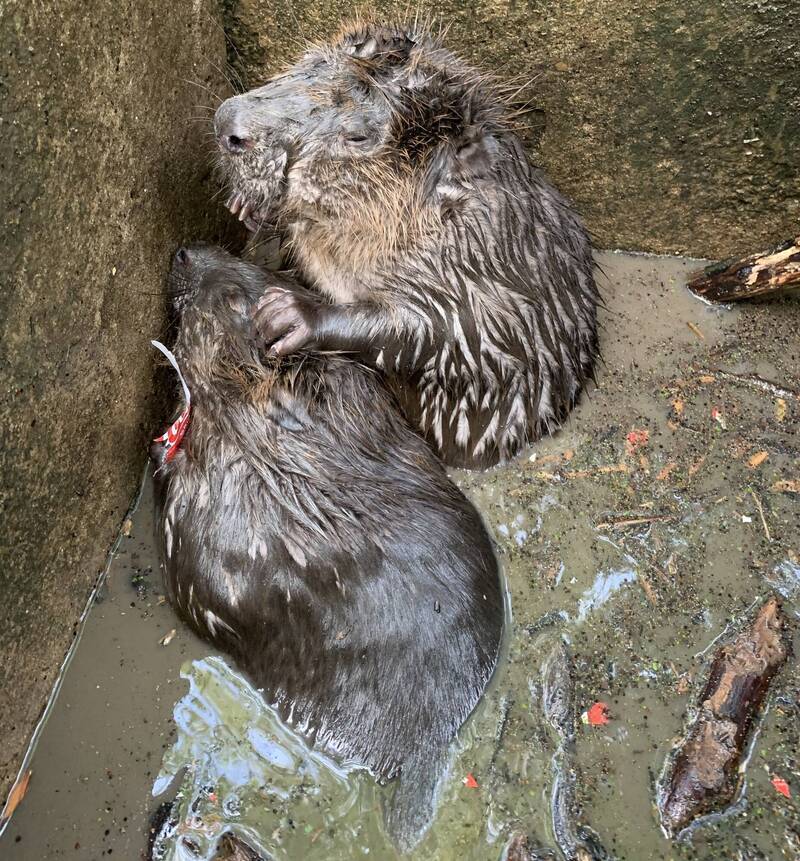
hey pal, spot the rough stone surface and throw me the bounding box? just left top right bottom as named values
left=0, top=1, right=232, bottom=804
left=226, top=0, right=800, bottom=258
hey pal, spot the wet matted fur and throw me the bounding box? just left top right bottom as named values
left=214, top=19, right=599, bottom=469
left=151, top=245, right=504, bottom=852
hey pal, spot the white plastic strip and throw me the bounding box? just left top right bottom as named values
left=151, top=339, right=191, bottom=405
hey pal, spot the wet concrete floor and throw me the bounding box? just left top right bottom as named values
left=2, top=252, right=799, bottom=860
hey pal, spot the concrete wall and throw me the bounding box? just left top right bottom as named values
left=225, top=0, right=799, bottom=258
left=0, top=1, right=231, bottom=803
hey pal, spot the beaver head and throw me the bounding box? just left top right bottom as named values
left=165, top=244, right=268, bottom=388
left=212, top=22, right=599, bottom=467
left=167, top=244, right=264, bottom=330
left=214, top=22, right=505, bottom=251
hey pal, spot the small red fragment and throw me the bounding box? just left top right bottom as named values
left=771, top=776, right=791, bottom=798
left=582, top=702, right=611, bottom=726
left=208, top=792, right=218, bottom=803
left=625, top=429, right=649, bottom=455
left=463, top=772, right=479, bottom=788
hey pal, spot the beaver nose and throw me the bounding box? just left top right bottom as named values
left=215, top=102, right=255, bottom=155
left=221, top=130, right=254, bottom=154
left=173, top=246, right=192, bottom=267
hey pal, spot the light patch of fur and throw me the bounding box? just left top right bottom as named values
left=287, top=160, right=442, bottom=300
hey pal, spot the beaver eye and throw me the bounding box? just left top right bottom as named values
left=343, top=132, right=370, bottom=145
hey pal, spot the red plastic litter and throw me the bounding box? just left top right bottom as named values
left=582, top=702, right=611, bottom=726
left=771, top=776, right=791, bottom=798
left=463, top=773, right=479, bottom=788
left=154, top=404, right=191, bottom=462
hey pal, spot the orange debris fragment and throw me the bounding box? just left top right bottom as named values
left=582, top=702, right=611, bottom=726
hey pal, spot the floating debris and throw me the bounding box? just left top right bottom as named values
left=746, top=451, right=769, bottom=469
left=581, top=703, right=611, bottom=727
left=771, top=479, right=800, bottom=494
left=159, top=628, right=177, bottom=647
left=749, top=490, right=772, bottom=541
left=463, top=772, right=479, bottom=789
left=686, top=321, right=705, bottom=340
left=624, top=429, right=649, bottom=456
left=504, top=832, right=557, bottom=860
left=0, top=770, right=32, bottom=827
left=698, top=369, right=800, bottom=402
left=686, top=236, right=800, bottom=303
left=595, top=513, right=674, bottom=531
left=656, top=597, right=790, bottom=837
left=770, top=776, right=791, bottom=799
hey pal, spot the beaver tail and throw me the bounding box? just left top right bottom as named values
left=382, top=741, right=451, bottom=854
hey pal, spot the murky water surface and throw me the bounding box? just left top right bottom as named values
left=3, top=253, right=799, bottom=860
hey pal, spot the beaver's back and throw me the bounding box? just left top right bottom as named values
left=154, top=348, right=503, bottom=848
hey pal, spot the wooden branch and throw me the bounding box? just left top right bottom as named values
left=657, top=597, right=790, bottom=836
left=687, top=236, right=800, bottom=302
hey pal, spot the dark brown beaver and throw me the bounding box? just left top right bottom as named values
left=213, top=20, right=599, bottom=469
left=150, top=244, right=504, bottom=853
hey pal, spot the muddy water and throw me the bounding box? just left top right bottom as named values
left=3, top=252, right=799, bottom=860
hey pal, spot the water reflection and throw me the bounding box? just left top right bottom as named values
left=151, top=656, right=382, bottom=860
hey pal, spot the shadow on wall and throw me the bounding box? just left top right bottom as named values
left=0, top=0, right=243, bottom=806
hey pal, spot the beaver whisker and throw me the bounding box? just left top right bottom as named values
left=181, top=77, right=225, bottom=107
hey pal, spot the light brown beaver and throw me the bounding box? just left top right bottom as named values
left=213, top=20, right=599, bottom=469
left=150, top=245, right=504, bottom=853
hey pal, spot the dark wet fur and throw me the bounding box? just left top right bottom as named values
left=214, top=20, right=599, bottom=468
left=151, top=245, right=504, bottom=852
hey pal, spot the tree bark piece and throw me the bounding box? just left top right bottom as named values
left=687, top=237, right=800, bottom=302
left=657, top=597, right=790, bottom=836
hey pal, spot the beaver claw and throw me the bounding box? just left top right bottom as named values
left=254, top=286, right=322, bottom=356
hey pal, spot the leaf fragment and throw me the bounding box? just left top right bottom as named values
left=746, top=451, right=769, bottom=469
left=0, top=770, right=32, bottom=826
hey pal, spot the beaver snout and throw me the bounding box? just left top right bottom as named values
left=173, top=246, right=191, bottom=268
left=166, top=245, right=203, bottom=309
left=214, top=100, right=255, bottom=155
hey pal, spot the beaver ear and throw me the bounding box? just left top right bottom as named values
left=426, top=128, right=498, bottom=200
left=345, top=31, right=416, bottom=68
left=452, top=131, right=499, bottom=180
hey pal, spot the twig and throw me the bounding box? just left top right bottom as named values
left=563, top=463, right=630, bottom=480
left=749, top=490, right=772, bottom=542
left=698, top=369, right=800, bottom=402
left=686, top=321, right=705, bottom=340
left=595, top=514, right=675, bottom=530
left=638, top=572, right=658, bottom=606
left=528, top=462, right=630, bottom=483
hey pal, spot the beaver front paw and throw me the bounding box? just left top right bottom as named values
left=254, top=286, right=323, bottom=356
